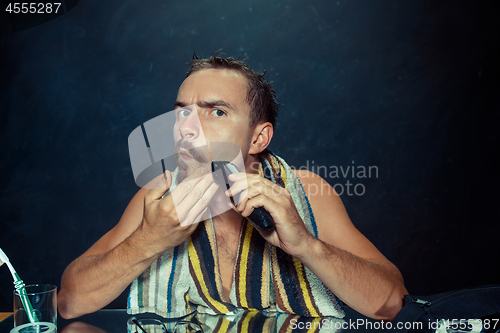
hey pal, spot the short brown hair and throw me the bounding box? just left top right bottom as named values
left=187, top=54, right=280, bottom=128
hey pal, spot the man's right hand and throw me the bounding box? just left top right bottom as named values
left=58, top=167, right=218, bottom=319
left=138, top=167, right=219, bottom=255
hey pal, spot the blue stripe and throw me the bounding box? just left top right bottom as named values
left=275, top=247, right=305, bottom=313
left=249, top=225, right=266, bottom=308
left=191, top=223, right=230, bottom=309
left=137, top=272, right=143, bottom=307
left=262, top=159, right=274, bottom=183
left=166, top=246, right=179, bottom=313
left=300, top=182, right=318, bottom=238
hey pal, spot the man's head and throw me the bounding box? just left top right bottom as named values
left=173, top=55, right=279, bottom=178
left=186, top=55, right=280, bottom=129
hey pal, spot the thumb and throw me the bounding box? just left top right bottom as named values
left=148, top=170, right=173, bottom=200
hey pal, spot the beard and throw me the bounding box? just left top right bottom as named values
left=174, top=140, right=210, bottom=184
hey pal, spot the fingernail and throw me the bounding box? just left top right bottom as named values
left=201, top=167, right=207, bottom=174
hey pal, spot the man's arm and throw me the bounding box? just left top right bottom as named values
left=228, top=170, right=407, bottom=321
left=58, top=170, right=218, bottom=319
left=293, top=170, right=407, bottom=320
left=58, top=187, right=154, bottom=319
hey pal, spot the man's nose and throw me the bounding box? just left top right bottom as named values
left=179, top=109, right=202, bottom=140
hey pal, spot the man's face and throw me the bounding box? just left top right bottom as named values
left=173, top=68, right=254, bottom=178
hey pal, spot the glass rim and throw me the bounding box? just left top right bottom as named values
left=13, top=284, right=57, bottom=296
left=128, top=317, right=168, bottom=333
left=127, top=316, right=203, bottom=333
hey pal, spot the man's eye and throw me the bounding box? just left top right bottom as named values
left=211, top=109, right=226, bottom=117
left=178, top=109, right=191, bottom=117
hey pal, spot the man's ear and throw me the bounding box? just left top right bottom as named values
left=249, top=122, right=274, bottom=154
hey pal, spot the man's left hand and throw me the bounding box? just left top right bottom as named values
left=226, top=172, right=316, bottom=258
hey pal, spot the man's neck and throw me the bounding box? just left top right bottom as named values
left=212, top=209, right=245, bottom=232
left=244, top=152, right=264, bottom=174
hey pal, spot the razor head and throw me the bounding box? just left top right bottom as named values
left=211, top=160, right=239, bottom=189
left=210, top=160, right=275, bottom=231
left=211, top=160, right=240, bottom=207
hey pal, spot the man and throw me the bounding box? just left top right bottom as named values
left=58, top=55, right=407, bottom=321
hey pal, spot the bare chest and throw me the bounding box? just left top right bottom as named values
left=215, top=229, right=241, bottom=301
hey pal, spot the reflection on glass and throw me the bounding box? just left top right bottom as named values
left=127, top=317, right=203, bottom=333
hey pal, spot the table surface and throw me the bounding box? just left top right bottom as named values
left=0, top=307, right=384, bottom=332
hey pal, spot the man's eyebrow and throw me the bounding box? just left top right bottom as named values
left=197, top=100, right=235, bottom=110
left=173, top=101, right=186, bottom=109
left=173, top=100, right=235, bottom=111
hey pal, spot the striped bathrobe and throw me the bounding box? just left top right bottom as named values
left=128, top=152, right=344, bottom=319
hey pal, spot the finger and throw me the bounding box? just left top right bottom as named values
left=173, top=172, right=215, bottom=207
left=226, top=197, right=239, bottom=212
left=177, top=181, right=219, bottom=225
left=152, top=170, right=173, bottom=190
left=193, top=207, right=209, bottom=225
left=239, top=182, right=288, bottom=216
left=240, top=194, right=278, bottom=219
left=225, top=178, right=249, bottom=197
left=234, top=188, right=251, bottom=212
left=171, top=167, right=211, bottom=206
left=225, top=174, right=263, bottom=197
left=227, top=172, right=248, bottom=181
left=236, top=184, right=269, bottom=212
left=145, top=171, right=173, bottom=202
left=181, top=207, right=208, bottom=227
left=178, top=181, right=218, bottom=226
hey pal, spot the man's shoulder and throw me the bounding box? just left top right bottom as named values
left=292, top=169, right=328, bottom=185
left=292, top=169, right=339, bottom=199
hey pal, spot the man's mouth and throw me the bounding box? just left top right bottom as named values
left=179, top=148, right=191, bottom=160
left=175, top=140, right=210, bottom=164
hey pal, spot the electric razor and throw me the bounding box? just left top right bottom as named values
left=211, top=160, right=275, bottom=231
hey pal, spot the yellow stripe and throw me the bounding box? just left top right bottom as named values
left=217, top=317, right=231, bottom=333
left=240, top=310, right=258, bottom=333
left=238, top=222, right=254, bottom=308
left=292, top=257, right=319, bottom=317
left=183, top=291, right=193, bottom=314
left=280, top=163, right=288, bottom=187
left=307, top=317, right=322, bottom=333
left=260, top=244, right=270, bottom=308
left=270, top=247, right=292, bottom=312
left=187, top=238, right=229, bottom=314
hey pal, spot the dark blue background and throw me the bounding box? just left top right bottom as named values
left=1, top=0, right=499, bottom=311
